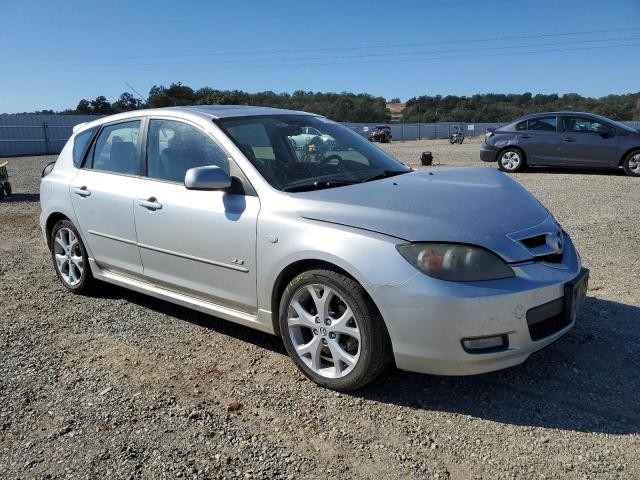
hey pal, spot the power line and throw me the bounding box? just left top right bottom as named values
left=65, top=41, right=640, bottom=72
left=69, top=36, right=640, bottom=68
left=124, top=82, right=146, bottom=101
left=43, top=27, right=640, bottom=61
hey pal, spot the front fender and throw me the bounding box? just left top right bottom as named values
left=256, top=214, right=417, bottom=314
left=492, top=136, right=529, bottom=157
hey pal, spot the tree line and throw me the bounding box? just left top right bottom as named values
left=70, top=83, right=391, bottom=123
left=28, top=83, right=640, bottom=122
left=402, top=92, right=640, bottom=123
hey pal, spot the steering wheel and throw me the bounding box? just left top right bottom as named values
left=320, top=154, right=344, bottom=166
left=318, top=154, right=345, bottom=174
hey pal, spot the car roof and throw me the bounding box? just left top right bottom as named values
left=517, top=111, right=601, bottom=120
left=75, top=105, right=317, bottom=133
left=176, top=105, right=314, bottom=119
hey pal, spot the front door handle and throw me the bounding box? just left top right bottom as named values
left=563, top=137, right=576, bottom=142
left=138, top=197, right=162, bottom=210
left=73, top=186, right=91, bottom=197
left=519, top=134, right=531, bottom=139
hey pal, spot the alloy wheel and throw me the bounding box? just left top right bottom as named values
left=287, top=284, right=361, bottom=379
left=53, top=227, right=84, bottom=286
left=629, top=154, right=640, bottom=174
left=500, top=151, right=521, bottom=171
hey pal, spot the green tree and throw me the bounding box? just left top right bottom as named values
left=90, top=96, right=113, bottom=115
left=112, top=92, right=143, bottom=112
left=75, top=99, right=92, bottom=114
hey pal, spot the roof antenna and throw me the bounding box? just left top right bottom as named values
left=124, top=81, right=145, bottom=102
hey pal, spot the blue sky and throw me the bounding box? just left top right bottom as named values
left=1, top=0, right=639, bottom=113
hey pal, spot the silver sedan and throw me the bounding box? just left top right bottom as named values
left=40, top=106, right=588, bottom=390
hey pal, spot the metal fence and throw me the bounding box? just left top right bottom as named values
left=342, top=122, right=504, bottom=141
left=0, top=114, right=100, bottom=157
left=1, top=114, right=639, bottom=157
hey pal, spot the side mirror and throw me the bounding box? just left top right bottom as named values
left=184, top=166, right=232, bottom=191
left=596, top=126, right=614, bottom=138
left=42, top=161, right=56, bottom=177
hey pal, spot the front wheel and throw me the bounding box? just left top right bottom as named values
left=50, top=220, right=94, bottom=293
left=279, top=269, right=391, bottom=391
left=622, top=151, right=640, bottom=177
left=498, top=148, right=525, bottom=173
left=449, top=137, right=456, bottom=144
left=3, top=182, right=11, bottom=196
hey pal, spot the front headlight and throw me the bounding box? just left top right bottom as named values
left=396, top=243, right=514, bottom=282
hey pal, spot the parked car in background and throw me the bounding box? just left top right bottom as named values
left=480, top=112, right=640, bottom=176
left=288, top=126, right=336, bottom=151
left=41, top=105, right=588, bottom=391
left=368, top=125, right=392, bottom=143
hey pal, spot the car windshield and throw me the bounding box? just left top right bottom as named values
left=218, top=115, right=410, bottom=192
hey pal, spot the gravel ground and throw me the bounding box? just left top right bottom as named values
left=1, top=142, right=639, bottom=479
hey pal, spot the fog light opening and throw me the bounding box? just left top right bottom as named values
left=461, top=334, right=508, bottom=353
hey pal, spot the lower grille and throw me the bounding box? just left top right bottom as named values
left=526, top=297, right=570, bottom=341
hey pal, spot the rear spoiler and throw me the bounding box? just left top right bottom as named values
left=72, top=122, right=87, bottom=134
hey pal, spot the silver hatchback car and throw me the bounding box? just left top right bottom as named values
left=40, top=106, right=589, bottom=390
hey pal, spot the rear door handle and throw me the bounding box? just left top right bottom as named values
left=73, top=186, right=91, bottom=197
left=138, top=197, right=162, bottom=210
left=563, top=137, right=576, bottom=142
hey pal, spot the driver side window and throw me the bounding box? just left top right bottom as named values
left=563, top=117, right=614, bottom=135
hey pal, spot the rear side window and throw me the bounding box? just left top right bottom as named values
left=91, top=121, right=141, bottom=175
left=146, top=119, right=230, bottom=183
left=72, top=128, right=96, bottom=168
left=527, top=117, right=557, bottom=132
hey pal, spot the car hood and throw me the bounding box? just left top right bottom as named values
left=294, top=168, right=552, bottom=263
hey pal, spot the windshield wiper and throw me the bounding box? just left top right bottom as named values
left=283, top=179, right=359, bottom=192
left=361, top=169, right=410, bottom=183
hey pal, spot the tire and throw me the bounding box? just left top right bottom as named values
left=622, top=150, right=640, bottom=177
left=498, top=148, right=526, bottom=173
left=3, top=182, right=11, bottom=196
left=0, top=187, right=4, bottom=202
left=279, top=269, right=391, bottom=391
left=50, top=220, right=94, bottom=293
left=458, top=137, right=464, bottom=144
left=449, top=137, right=456, bottom=144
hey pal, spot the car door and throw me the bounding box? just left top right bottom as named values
left=515, top=116, right=563, bottom=165
left=133, top=117, right=260, bottom=313
left=69, top=119, right=144, bottom=277
left=559, top=116, right=619, bottom=166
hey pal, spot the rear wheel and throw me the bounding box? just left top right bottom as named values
left=498, top=148, right=525, bottom=173
left=279, top=269, right=390, bottom=391
left=622, top=151, right=640, bottom=177
left=3, top=182, right=11, bottom=195
left=50, top=220, right=94, bottom=293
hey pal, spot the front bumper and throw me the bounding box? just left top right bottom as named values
left=480, top=143, right=499, bottom=162
left=369, top=234, right=586, bottom=376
